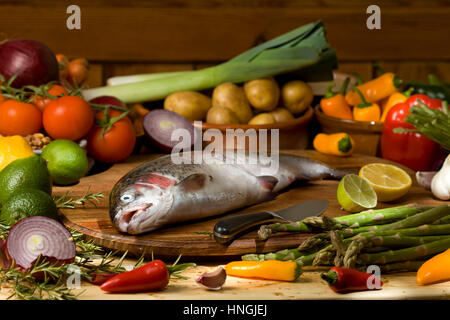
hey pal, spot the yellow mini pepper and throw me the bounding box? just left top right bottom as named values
left=313, top=132, right=355, bottom=157
left=345, top=72, right=402, bottom=106
left=417, top=249, right=450, bottom=285
left=0, top=135, right=34, bottom=171
left=225, top=260, right=302, bottom=281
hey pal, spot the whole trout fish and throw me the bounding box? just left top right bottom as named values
left=110, top=152, right=344, bottom=235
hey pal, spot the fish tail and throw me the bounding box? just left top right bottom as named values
left=280, top=155, right=345, bottom=181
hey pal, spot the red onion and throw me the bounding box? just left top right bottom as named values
left=0, top=239, right=11, bottom=268
left=89, top=96, right=126, bottom=109
left=143, top=109, right=199, bottom=153
left=0, top=39, right=59, bottom=88
left=6, top=216, right=76, bottom=270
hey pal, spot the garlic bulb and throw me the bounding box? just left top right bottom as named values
left=431, top=155, right=450, bottom=200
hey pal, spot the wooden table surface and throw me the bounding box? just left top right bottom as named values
left=1, top=150, right=449, bottom=300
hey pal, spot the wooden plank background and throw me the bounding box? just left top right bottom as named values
left=1, top=0, right=450, bottom=88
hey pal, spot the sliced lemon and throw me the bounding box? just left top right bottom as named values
left=359, top=163, right=412, bottom=202
left=337, top=174, right=377, bottom=213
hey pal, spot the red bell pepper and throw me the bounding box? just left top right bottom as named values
left=321, top=266, right=383, bottom=293
left=381, top=94, right=442, bottom=171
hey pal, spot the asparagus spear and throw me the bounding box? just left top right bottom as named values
left=258, top=204, right=428, bottom=240
left=378, top=260, right=425, bottom=273
left=358, top=237, right=450, bottom=265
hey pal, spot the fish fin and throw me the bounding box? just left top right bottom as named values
left=256, top=176, right=278, bottom=202
left=257, top=175, right=279, bottom=191
left=176, top=173, right=211, bottom=192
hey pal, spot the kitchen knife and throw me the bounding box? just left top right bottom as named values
left=213, top=199, right=328, bottom=245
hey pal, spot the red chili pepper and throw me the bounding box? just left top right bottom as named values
left=381, top=94, right=442, bottom=171
left=321, top=266, right=383, bottom=293
left=100, top=260, right=169, bottom=293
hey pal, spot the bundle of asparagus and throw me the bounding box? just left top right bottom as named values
left=243, top=204, right=450, bottom=273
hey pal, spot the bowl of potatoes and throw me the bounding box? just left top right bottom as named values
left=163, top=77, right=314, bottom=151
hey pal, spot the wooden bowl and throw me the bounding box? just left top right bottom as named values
left=314, top=105, right=384, bottom=156
left=194, top=106, right=314, bottom=151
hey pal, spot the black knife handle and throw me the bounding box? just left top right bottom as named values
left=213, top=211, right=275, bottom=245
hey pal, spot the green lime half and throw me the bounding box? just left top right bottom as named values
left=41, top=140, right=88, bottom=186
left=337, top=174, right=377, bottom=213
left=0, top=188, right=59, bottom=226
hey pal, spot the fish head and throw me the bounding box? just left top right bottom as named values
left=110, top=180, right=174, bottom=235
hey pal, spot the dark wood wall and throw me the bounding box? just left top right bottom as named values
left=1, top=0, right=450, bottom=88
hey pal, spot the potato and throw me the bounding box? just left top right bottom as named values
left=270, top=108, right=295, bottom=123
left=281, top=80, right=314, bottom=115
left=206, top=106, right=240, bottom=125
left=212, top=82, right=252, bottom=123
left=164, top=91, right=212, bottom=121
left=248, top=113, right=276, bottom=125
left=243, top=77, right=280, bottom=111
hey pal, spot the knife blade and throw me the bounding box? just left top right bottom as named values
left=213, top=199, right=328, bottom=245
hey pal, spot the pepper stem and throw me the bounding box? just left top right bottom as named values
left=324, top=83, right=336, bottom=99
left=338, top=77, right=351, bottom=95
left=320, top=270, right=338, bottom=286
left=393, top=76, right=403, bottom=88
left=403, top=87, right=414, bottom=98
left=353, top=73, right=364, bottom=85
left=374, top=62, right=385, bottom=76
left=353, top=87, right=372, bottom=108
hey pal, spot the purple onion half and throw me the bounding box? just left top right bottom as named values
left=6, top=216, right=76, bottom=270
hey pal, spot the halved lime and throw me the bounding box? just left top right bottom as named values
left=337, top=174, right=377, bottom=213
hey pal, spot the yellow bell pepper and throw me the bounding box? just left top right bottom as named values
left=0, top=135, right=35, bottom=171
left=417, top=249, right=450, bottom=285
left=225, top=260, right=302, bottom=281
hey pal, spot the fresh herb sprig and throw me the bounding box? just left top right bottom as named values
left=53, top=187, right=105, bottom=209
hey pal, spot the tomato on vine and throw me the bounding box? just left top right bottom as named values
left=0, top=99, right=42, bottom=136
left=43, top=95, right=94, bottom=141
left=87, top=109, right=136, bottom=163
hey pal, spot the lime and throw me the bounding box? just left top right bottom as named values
left=337, top=174, right=377, bottom=213
left=41, top=140, right=88, bottom=186
left=359, top=163, right=412, bottom=202
left=0, top=188, right=59, bottom=226
left=0, top=155, right=52, bottom=205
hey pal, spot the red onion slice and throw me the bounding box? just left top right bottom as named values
left=6, top=216, right=76, bottom=270
left=143, top=109, right=200, bottom=153
left=0, top=239, right=11, bottom=268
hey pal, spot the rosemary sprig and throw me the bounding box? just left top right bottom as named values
left=53, top=187, right=104, bottom=209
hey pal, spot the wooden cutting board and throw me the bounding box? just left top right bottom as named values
left=57, top=150, right=445, bottom=260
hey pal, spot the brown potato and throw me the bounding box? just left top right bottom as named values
left=212, top=82, right=252, bottom=123
left=244, top=77, right=280, bottom=112
left=248, top=113, right=276, bottom=125
left=206, top=106, right=240, bottom=125
left=164, top=91, right=212, bottom=121
left=281, top=80, right=314, bottom=115
left=270, top=108, right=295, bottom=123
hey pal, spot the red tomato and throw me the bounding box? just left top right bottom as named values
left=43, top=96, right=94, bottom=141
left=0, top=99, right=42, bottom=136
left=32, top=84, right=68, bottom=111
left=87, top=109, right=136, bottom=163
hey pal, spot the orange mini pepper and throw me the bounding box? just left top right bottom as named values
left=345, top=72, right=402, bottom=106
left=380, top=88, right=413, bottom=122
left=417, top=249, right=450, bottom=285
left=313, top=132, right=355, bottom=157
left=352, top=88, right=381, bottom=122
left=225, top=260, right=302, bottom=281
left=320, top=77, right=353, bottom=120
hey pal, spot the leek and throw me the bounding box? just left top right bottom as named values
left=82, top=21, right=337, bottom=103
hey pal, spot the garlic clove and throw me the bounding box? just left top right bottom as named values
left=196, top=267, right=227, bottom=290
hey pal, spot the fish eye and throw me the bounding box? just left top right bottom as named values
left=120, top=194, right=135, bottom=203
